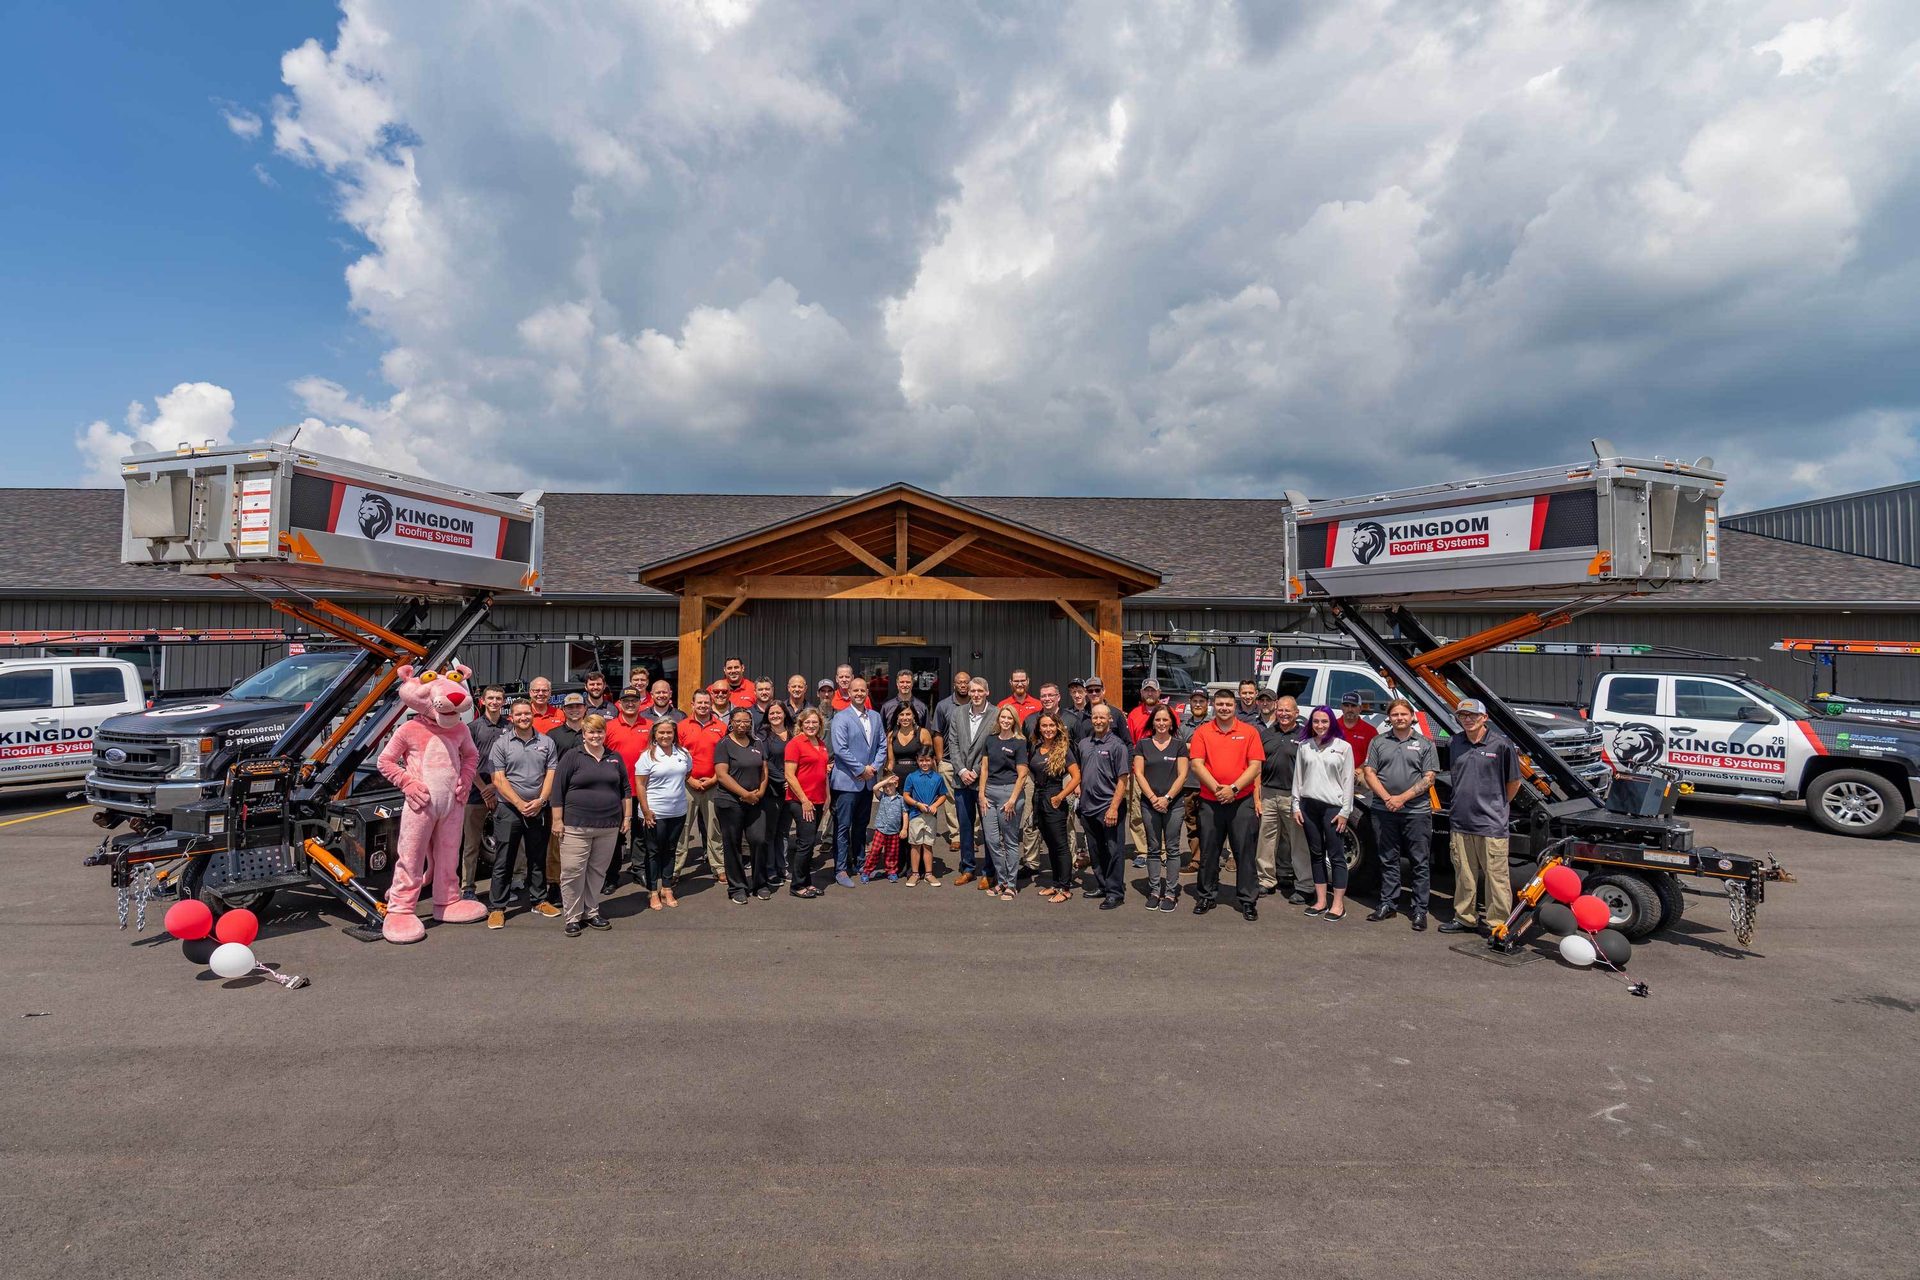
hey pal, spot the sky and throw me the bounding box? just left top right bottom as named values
left=8, top=1, right=1920, bottom=511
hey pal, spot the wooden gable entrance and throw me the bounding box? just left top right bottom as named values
left=637, top=484, right=1162, bottom=707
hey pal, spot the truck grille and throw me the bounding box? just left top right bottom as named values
left=91, top=732, right=179, bottom=781
left=1544, top=730, right=1603, bottom=767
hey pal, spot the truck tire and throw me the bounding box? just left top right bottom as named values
left=1806, top=768, right=1906, bottom=839
left=1651, top=873, right=1685, bottom=931
left=181, top=859, right=274, bottom=917
left=1583, top=872, right=1662, bottom=940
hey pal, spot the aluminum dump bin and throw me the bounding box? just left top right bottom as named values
left=1286, top=455, right=1722, bottom=602
left=119, top=442, right=543, bottom=596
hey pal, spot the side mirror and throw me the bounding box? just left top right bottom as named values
left=1739, top=705, right=1774, bottom=724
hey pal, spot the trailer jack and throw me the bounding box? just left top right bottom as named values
left=303, top=838, right=388, bottom=942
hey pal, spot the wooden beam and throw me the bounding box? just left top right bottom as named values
left=1095, top=599, right=1124, bottom=699
left=700, top=593, right=747, bottom=640
left=894, top=508, right=909, bottom=572
left=908, top=532, right=976, bottom=576
left=827, top=529, right=893, bottom=576
left=685, top=573, right=1122, bottom=601
left=676, top=595, right=705, bottom=712
left=1054, top=598, right=1098, bottom=642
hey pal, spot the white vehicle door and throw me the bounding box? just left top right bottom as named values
left=1270, top=665, right=1319, bottom=704
left=0, top=665, right=67, bottom=783
left=65, top=664, right=137, bottom=764
left=1323, top=666, right=1393, bottom=715
left=1663, top=676, right=1791, bottom=792
left=1593, top=674, right=1664, bottom=772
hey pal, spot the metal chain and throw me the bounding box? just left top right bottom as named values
left=1726, top=880, right=1757, bottom=947
left=116, top=881, right=130, bottom=930
left=131, top=865, right=158, bottom=933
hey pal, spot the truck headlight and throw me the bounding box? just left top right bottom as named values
left=165, top=736, right=215, bottom=780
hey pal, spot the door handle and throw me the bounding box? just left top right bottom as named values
left=31, top=716, right=58, bottom=725
left=1672, top=725, right=1697, bottom=733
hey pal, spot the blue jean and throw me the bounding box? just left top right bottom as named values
left=831, top=787, right=872, bottom=876
left=952, top=784, right=982, bottom=873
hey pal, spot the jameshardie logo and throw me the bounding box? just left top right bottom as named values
left=1351, top=521, right=1387, bottom=565
left=1611, top=721, right=1666, bottom=768
left=357, top=492, right=395, bottom=540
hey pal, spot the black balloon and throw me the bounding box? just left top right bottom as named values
left=1537, top=901, right=1577, bottom=936
left=180, top=937, right=218, bottom=965
left=1594, top=929, right=1632, bottom=967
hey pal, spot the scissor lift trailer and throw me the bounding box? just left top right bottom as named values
left=1282, top=450, right=1786, bottom=944
left=95, top=441, right=544, bottom=940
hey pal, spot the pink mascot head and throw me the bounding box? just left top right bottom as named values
left=394, top=660, right=473, bottom=727
left=374, top=657, right=484, bottom=942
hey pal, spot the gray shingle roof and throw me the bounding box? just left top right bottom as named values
left=2, top=487, right=1916, bottom=608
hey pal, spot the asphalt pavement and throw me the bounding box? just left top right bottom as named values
left=2, top=790, right=1916, bottom=1279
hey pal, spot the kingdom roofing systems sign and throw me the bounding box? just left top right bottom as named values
left=327, top=484, right=505, bottom=560
left=1327, top=495, right=1545, bottom=569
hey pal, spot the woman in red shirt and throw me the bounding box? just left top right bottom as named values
left=783, top=707, right=832, bottom=898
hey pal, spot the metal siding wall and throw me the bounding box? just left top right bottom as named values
left=707, top=600, right=1084, bottom=690
left=1725, top=487, right=1920, bottom=567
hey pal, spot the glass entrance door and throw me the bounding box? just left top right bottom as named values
left=848, top=645, right=952, bottom=712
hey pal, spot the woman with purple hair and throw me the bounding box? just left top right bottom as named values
left=1292, top=706, right=1355, bottom=921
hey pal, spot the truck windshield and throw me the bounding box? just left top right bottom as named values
left=227, top=652, right=358, bottom=702
left=1743, top=680, right=1816, bottom=721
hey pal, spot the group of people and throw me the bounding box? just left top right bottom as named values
left=454, top=658, right=1522, bottom=938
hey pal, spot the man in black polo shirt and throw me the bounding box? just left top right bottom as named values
left=1254, top=694, right=1309, bottom=902
left=1362, top=698, right=1441, bottom=930
left=1075, top=704, right=1131, bottom=909
left=880, top=668, right=929, bottom=734
left=1439, top=698, right=1522, bottom=937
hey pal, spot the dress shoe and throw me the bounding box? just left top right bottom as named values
left=1099, top=898, right=1123, bottom=910
left=1239, top=903, right=1258, bottom=922
left=1410, top=912, right=1428, bottom=932
left=586, top=914, right=612, bottom=931
left=1192, top=899, right=1216, bottom=915
left=1437, top=919, right=1473, bottom=935
left=953, top=872, right=976, bottom=887
left=1366, top=904, right=1398, bottom=923
left=1287, top=891, right=1310, bottom=905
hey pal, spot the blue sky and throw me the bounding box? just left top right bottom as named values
left=0, top=2, right=363, bottom=484
left=6, top=2, right=1918, bottom=508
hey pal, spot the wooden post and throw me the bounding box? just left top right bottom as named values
left=677, top=594, right=705, bottom=711
left=1095, top=598, right=1124, bottom=697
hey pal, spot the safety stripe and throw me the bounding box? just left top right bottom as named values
left=1529, top=494, right=1550, bottom=550
left=324, top=480, right=346, bottom=533
left=1793, top=720, right=1828, bottom=756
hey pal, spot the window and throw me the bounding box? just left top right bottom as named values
left=0, top=669, right=54, bottom=711
left=1673, top=678, right=1768, bottom=722
left=1272, top=667, right=1315, bottom=701
left=1325, top=669, right=1391, bottom=710
left=229, top=651, right=358, bottom=702
left=70, top=667, right=129, bottom=707
left=1604, top=676, right=1659, bottom=716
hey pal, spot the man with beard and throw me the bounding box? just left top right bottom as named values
left=1186, top=689, right=1265, bottom=922
left=1255, top=694, right=1310, bottom=903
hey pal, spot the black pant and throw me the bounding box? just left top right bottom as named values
left=1374, top=807, right=1432, bottom=911
left=645, top=813, right=685, bottom=888
left=1081, top=809, right=1126, bottom=902
left=488, top=807, right=550, bottom=908
left=1298, top=796, right=1348, bottom=889
left=715, top=800, right=770, bottom=895
left=1034, top=793, right=1073, bottom=888
left=1196, top=795, right=1258, bottom=908
left=787, top=802, right=822, bottom=892
left=763, top=794, right=792, bottom=881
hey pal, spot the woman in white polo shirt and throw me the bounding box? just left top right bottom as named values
left=634, top=718, right=693, bottom=910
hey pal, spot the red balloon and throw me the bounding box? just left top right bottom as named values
left=1572, top=894, right=1612, bottom=934
left=1542, top=865, right=1582, bottom=904
left=163, top=899, right=213, bottom=941
left=213, top=908, right=259, bottom=946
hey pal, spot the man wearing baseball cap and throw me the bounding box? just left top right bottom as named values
left=1338, top=691, right=1378, bottom=764
left=1439, top=699, right=1521, bottom=937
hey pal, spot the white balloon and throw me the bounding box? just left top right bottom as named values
left=1559, top=934, right=1597, bottom=968
left=209, top=942, right=258, bottom=979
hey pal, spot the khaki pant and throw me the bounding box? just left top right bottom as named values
left=677, top=784, right=726, bottom=879
left=1450, top=833, right=1511, bottom=928
left=558, top=824, right=619, bottom=924
left=1256, top=791, right=1308, bottom=892
left=461, top=801, right=490, bottom=891
left=1019, top=776, right=1043, bottom=869
left=939, top=762, right=962, bottom=843
left=1126, top=788, right=1146, bottom=855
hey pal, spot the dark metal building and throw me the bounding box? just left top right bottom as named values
left=1724, top=480, right=1920, bottom=568
left=5, top=486, right=1920, bottom=706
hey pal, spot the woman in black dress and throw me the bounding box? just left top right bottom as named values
left=1028, top=710, right=1081, bottom=903
left=885, top=706, right=931, bottom=789
left=758, top=700, right=794, bottom=887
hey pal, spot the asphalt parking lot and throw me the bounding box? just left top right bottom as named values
left=3, top=792, right=1916, bottom=1279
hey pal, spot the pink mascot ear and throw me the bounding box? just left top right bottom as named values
left=450, top=658, right=473, bottom=679
left=396, top=664, right=417, bottom=681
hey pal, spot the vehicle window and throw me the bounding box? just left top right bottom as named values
left=1745, top=681, right=1814, bottom=720
left=1673, top=678, right=1767, bottom=722
left=1272, top=667, right=1315, bottom=701
left=0, top=669, right=54, bottom=711
left=1325, top=669, right=1391, bottom=711
left=71, top=666, right=130, bottom=706
left=1604, top=676, right=1660, bottom=716
left=227, top=652, right=358, bottom=701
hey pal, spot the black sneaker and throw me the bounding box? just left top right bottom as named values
left=586, top=915, right=612, bottom=931
left=1081, top=888, right=1103, bottom=899
left=754, top=888, right=773, bottom=901
left=730, top=891, right=748, bottom=905
left=1304, top=902, right=1327, bottom=917
left=1156, top=890, right=1177, bottom=912
left=1144, top=890, right=1162, bottom=910
left=564, top=921, right=584, bottom=938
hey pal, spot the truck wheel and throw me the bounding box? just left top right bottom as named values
left=1651, top=873, right=1685, bottom=931
left=204, top=887, right=274, bottom=916
left=1584, top=872, right=1662, bottom=940
left=1807, top=769, right=1905, bottom=838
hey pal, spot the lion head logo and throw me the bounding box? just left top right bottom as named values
left=356, top=493, right=394, bottom=540
left=1351, top=521, right=1387, bottom=566
left=1610, top=721, right=1665, bottom=768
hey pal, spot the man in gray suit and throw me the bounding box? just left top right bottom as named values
left=940, top=677, right=995, bottom=886
left=828, top=677, right=887, bottom=888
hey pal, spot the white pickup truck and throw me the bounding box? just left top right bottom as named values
left=0, top=657, right=146, bottom=788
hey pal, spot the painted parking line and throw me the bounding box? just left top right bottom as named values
left=0, top=804, right=89, bottom=829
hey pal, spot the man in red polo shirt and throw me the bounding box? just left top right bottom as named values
left=1186, top=688, right=1265, bottom=922
left=719, top=657, right=757, bottom=710
left=528, top=676, right=564, bottom=734
left=998, top=668, right=1042, bottom=723
left=675, top=689, right=729, bottom=882
left=1338, top=692, right=1378, bottom=765
left=830, top=663, right=855, bottom=712
left=602, top=685, right=653, bottom=894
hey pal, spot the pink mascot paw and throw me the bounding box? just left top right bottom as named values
left=434, top=899, right=488, bottom=924
left=383, top=910, right=427, bottom=944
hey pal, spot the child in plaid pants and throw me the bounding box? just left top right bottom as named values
left=862, top=775, right=906, bottom=881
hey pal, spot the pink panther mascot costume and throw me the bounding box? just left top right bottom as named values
left=375, top=660, right=488, bottom=943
